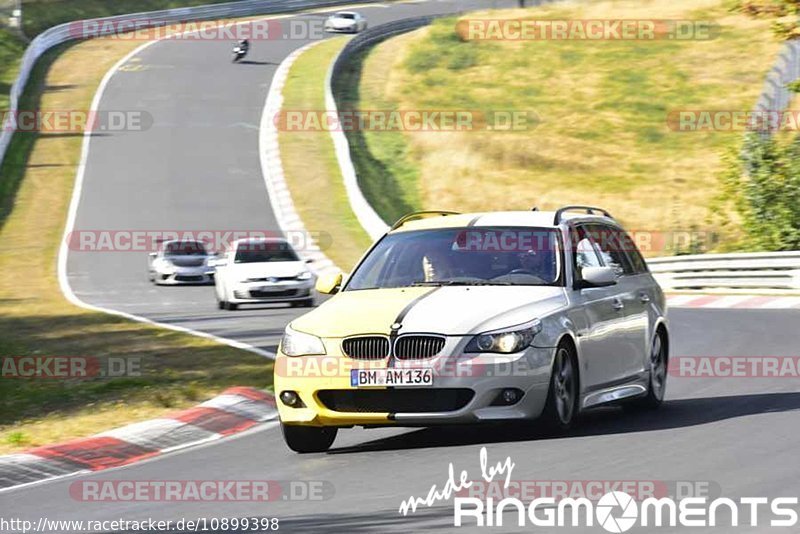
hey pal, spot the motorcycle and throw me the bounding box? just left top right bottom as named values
left=232, top=45, right=248, bottom=63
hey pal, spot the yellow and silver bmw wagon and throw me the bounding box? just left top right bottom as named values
left=275, top=207, right=669, bottom=453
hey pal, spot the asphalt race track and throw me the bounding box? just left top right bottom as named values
left=64, top=0, right=519, bottom=354
left=3, top=308, right=800, bottom=532
left=4, top=1, right=799, bottom=532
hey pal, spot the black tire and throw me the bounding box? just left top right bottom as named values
left=541, top=342, right=579, bottom=432
left=225, top=301, right=239, bottom=311
left=627, top=330, right=668, bottom=410
left=281, top=423, right=337, bottom=453
left=217, top=298, right=225, bottom=310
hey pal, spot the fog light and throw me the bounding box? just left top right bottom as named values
left=491, top=388, right=524, bottom=406
left=280, top=390, right=303, bottom=407
left=502, top=388, right=521, bottom=404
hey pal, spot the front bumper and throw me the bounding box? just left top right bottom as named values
left=325, top=24, right=358, bottom=33
left=229, top=280, right=314, bottom=303
left=275, top=338, right=555, bottom=427
left=153, top=266, right=213, bottom=285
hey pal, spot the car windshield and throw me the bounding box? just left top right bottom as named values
left=336, top=13, right=356, bottom=19
left=234, top=241, right=300, bottom=263
left=346, top=227, right=561, bottom=290
left=164, top=241, right=207, bottom=256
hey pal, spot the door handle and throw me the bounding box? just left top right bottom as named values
left=611, top=297, right=624, bottom=311
left=639, top=293, right=651, bottom=303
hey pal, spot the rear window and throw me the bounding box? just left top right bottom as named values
left=336, top=13, right=356, bottom=19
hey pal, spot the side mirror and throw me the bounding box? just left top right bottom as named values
left=579, top=266, right=617, bottom=288
left=305, top=258, right=314, bottom=264
left=316, top=271, right=343, bottom=295
left=148, top=252, right=158, bottom=259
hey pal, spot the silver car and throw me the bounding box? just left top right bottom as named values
left=148, top=239, right=214, bottom=285
left=276, top=206, right=669, bottom=453
left=324, top=11, right=367, bottom=33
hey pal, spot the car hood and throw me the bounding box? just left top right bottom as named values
left=290, top=286, right=567, bottom=338
left=227, top=261, right=307, bottom=279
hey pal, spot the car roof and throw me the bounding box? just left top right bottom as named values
left=334, top=11, right=357, bottom=15
left=390, top=210, right=618, bottom=233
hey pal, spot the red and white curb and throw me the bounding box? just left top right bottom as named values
left=0, top=387, right=276, bottom=491
left=667, top=294, right=800, bottom=309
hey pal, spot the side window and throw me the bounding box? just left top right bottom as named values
left=571, top=226, right=602, bottom=281
left=618, top=230, right=649, bottom=274
left=586, top=224, right=634, bottom=276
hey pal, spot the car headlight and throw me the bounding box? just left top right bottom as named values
left=281, top=325, right=326, bottom=357
left=153, top=258, right=175, bottom=272
left=465, top=319, right=542, bottom=354
left=297, top=271, right=312, bottom=281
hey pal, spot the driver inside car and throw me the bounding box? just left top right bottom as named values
left=421, top=249, right=456, bottom=282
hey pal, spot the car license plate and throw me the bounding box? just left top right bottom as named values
left=350, top=368, right=433, bottom=387
left=258, top=285, right=279, bottom=292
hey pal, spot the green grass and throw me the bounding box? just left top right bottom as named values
left=332, top=33, right=423, bottom=224
left=0, top=27, right=24, bottom=112
left=347, top=0, right=784, bottom=254
left=279, top=38, right=373, bottom=271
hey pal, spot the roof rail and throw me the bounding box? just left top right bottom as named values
left=553, top=205, right=613, bottom=225
left=391, top=210, right=461, bottom=230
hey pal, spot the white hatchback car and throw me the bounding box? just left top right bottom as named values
left=324, top=11, right=367, bottom=33
left=213, top=238, right=316, bottom=310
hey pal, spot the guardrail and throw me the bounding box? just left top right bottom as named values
left=0, top=0, right=384, bottom=169
left=648, top=251, right=800, bottom=292
left=326, top=15, right=441, bottom=240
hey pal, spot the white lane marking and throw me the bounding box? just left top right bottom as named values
left=760, top=296, right=800, bottom=309
left=258, top=40, right=341, bottom=276
left=56, top=24, right=285, bottom=359
left=57, top=4, right=390, bottom=358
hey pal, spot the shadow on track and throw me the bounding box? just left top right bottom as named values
left=159, top=506, right=451, bottom=534
left=327, top=391, right=800, bottom=454
left=237, top=60, right=277, bottom=66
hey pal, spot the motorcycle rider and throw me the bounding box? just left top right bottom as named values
left=237, top=39, right=250, bottom=55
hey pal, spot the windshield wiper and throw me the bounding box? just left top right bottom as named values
left=410, top=280, right=513, bottom=287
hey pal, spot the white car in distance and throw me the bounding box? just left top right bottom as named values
left=324, top=11, right=367, bottom=33
left=213, top=238, right=316, bottom=310
left=148, top=239, right=215, bottom=285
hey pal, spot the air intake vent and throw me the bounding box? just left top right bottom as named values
left=342, top=336, right=389, bottom=360
left=394, top=335, right=446, bottom=360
